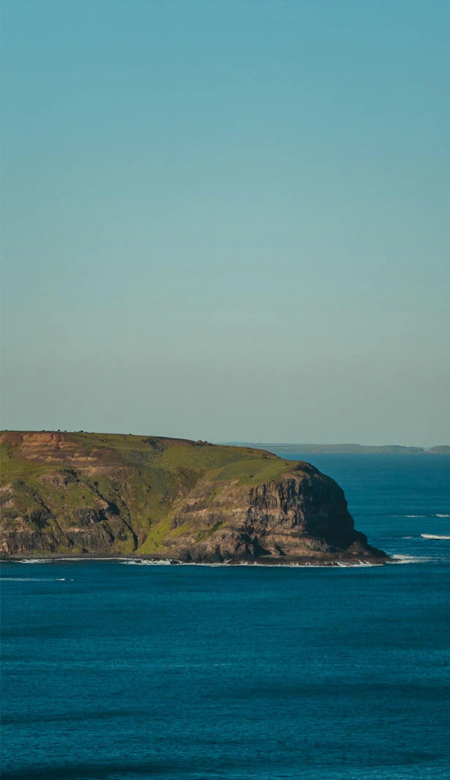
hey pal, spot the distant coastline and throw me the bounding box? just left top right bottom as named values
left=223, top=443, right=450, bottom=455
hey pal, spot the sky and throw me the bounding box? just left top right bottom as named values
left=1, top=0, right=449, bottom=445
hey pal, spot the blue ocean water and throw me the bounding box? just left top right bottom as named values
left=1, top=454, right=450, bottom=780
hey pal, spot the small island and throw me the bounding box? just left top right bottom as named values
left=0, top=431, right=388, bottom=566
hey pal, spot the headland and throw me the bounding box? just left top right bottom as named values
left=0, top=431, right=388, bottom=565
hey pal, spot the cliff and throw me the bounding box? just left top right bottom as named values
left=0, top=431, right=388, bottom=565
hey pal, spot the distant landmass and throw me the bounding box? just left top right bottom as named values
left=0, top=431, right=388, bottom=565
left=225, top=443, right=450, bottom=455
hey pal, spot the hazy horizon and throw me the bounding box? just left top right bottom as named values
left=1, top=428, right=448, bottom=450
left=2, top=0, right=449, bottom=446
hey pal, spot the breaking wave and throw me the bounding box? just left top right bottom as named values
left=421, top=534, right=450, bottom=540
left=400, top=514, right=449, bottom=519
left=17, top=559, right=51, bottom=564
left=1, top=577, right=73, bottom=582
left=119, top=559, right=172, bottom=566
left=388, top=554, right=434, bottom=564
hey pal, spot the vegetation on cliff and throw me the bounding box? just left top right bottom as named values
left=0, top=431, right=387, bottom=564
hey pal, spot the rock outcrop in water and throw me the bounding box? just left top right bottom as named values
left=0, top=431, right=388, bottom=565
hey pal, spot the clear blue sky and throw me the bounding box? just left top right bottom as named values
left=2, top=0, right=449, bottom=445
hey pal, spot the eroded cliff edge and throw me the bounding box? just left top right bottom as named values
left=0, top=431, right=388, bottom=565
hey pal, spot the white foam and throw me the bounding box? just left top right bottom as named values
left=404, top=513, right=450, bottom=519
left=119, top=559, right=173, bottom=566
left=0, top=577, right=73, bottom=582
left=120, top=558, right=257, bottom=568
left=4, top=556, right=392, bottom=570
left=119, top=558, right=384, bottom=569
left=17, top=559, right=51, bottom=564
left=421, top=534, right=450, bottom=540
left=389, top=554, right=433, bottom=564
left=335, top=561, right=382, bottom=567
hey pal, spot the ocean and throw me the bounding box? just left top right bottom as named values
left=1, top=454, right=449, bottom=780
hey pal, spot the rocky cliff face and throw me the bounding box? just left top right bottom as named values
left=163, top=465, right=385, bottom=564
left=0, top=479, right=137, bottom=556
left=0, top=431, right=388, bottom=564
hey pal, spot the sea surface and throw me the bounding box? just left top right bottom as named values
left=1, top=454, right=450, bottom=780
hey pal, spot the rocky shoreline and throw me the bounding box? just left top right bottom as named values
left=2, top=551, right=389, bottom=566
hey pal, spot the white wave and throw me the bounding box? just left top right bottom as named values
left=119, top=559, right=173, bottom=566
left=0, top=577, right=73, bottom=582
left=16, top=557, right=135, bottom=562
left=421, top=534, right=450, bottom=540
left=389, top=554, right=433, bottom=564
left=404, top=513, right=450, bottom=519
left=17, top=559, right=51, bottom=564
left=121, top=558, right=255, bottom=567
left=335, top=561, right=382, bottom=568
